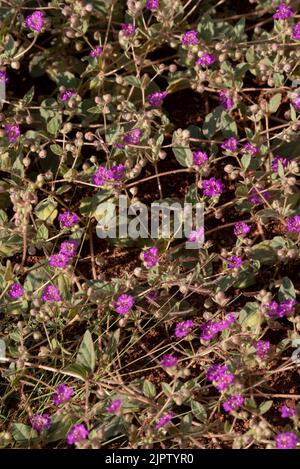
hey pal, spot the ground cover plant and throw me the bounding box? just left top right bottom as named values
left=0, top=0, right=300, bottom=450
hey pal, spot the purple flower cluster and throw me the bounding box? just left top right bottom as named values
left=271, top=155, right=289, bottom=173
left=67, top=424, right=89, bottom=445
left=121, top=23, right=135, bottom=37
left=58, top=211, right=79, bottom=228
left=161, top=354, right=178, bottom=368
left=221, top=137, right=238, bottom=152
left=193, top=151, right=208, bottom=167
left=286, top=215, right=300, bottom=233
left=24, top=10, right=45, bottom=32
left=234, top=222, right=250, bottom=237
left=202, top=177, right=224, bottom=197
left=188, top=227, right=204, bottom=243
left=273, top=3, right=294, bottom=20
left=0, top=70, right=8, bottom=83
left=248, top=186, right=270, bottom=206
left=107, top=399, right=122, bottom=414
left=195, top=53, right=216, bottom=67
left=115, top=293, right=135, bottom=315
left=222, top=395, right=244, bottom=413
left=49, top=253, right=69, bottom=269
left=200, top=313, right=236, bottom=341
left=60, top=89, right=76, bottom=102
left=255, top=340, right=270, bottom=359
left=174, top=320, right=194, bottom=338
left=292, top=22, right=300, bottom=40
left=123, top=128, right=142, bottom=145
left=146, top=0, right=159, bottom=11
left=147, top=91, right=168, bottom=107
left=155, top=412, right=173, bottom=430
left=264, top=299, right=296, bottom=318
left=49, top=239, right=78, bottom=269
left=90, top=46, right=103, bottom=58
left=30, top=413, right=52, bottom=432
left=275, top=432, right=298, bottom=449
left=242, top=142, right=259, bottom=156
left=93, top=164, right=126, bottom=186
left=52, top=384, right=74, bottom=406
left=292, top=94, right=300, bottom=110
left=41, top=284, right=61, bottom=302
left=227, top=255, right=243, bottom=269
left=8, top=282, right=24, bottom=299
left=219, top=90, right=233, bottom=110
left=4, top=123, right=20, bottom=143
left=143, top=246, right=159, bottom=268
left=280, top=404, right=296, bottom=418
left=181, top=30, right=199, bottom=46
left=207, top=364, right=235, bottom=391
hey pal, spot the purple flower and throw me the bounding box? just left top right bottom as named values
left=147, top=91, right=168, bottom=107
left=8, top=282, right=24, bottom=299
left=248, top=186, right=270, bottom=205
left=123, top=128, right=142, bottom=145
left=4, top=123, right=20, bottom=143
left=60, top=89, right=76, bottom=102
left=146, top=291, right=159, bottom=304
left=52, top=384, right=74, bottom=406
left=221, top=137, right=238, bottom=152
left=59, top=240, right=78, bottom=258
left=107, top=164, right=126, bottom=181
left=255, top=340, right=270, bottom=359
left=30, top=413, right=52, bottom=432
left=219, top=90, right=234, bottom=110
left=292, top=22, right=300, bottom=40
left=0, top=70, right=8, bottom=83
left=193, top=151, right=208, bottom=167
left=155, top=412, right=173, bottom=430
left=292, top=94, right=300, bottom=110
left=188, top=227, right=204, bottom=243
left=223, top=395, right=244, bottom=413
left=234, top=222, right=250, bottom=237
left=202, top=177, right=224, bottom=197
left=280, top=404, right=296, bottom=418
left=275, top=432, right=298, bottom=449
left=58, top=211, right=79, bottom=228
left=175, top=320, right=194, bottom=338
left=107, top=399, right=122, bottom=414
left=143, top=247, right=159, bottom=268
left=41, top=285, right=61, bottom=302
left=49, top=253, right=69, bottom=269
left=90, top=46, right=103, bottom=58
left=200, top=313, right=236, bottom=341
left=146, top=0, right=159, bottom=11
left=121, top=23, right=135, bottom=37
left=115, top=293, right=135, bottom=315
left=264, top=300, right=296, bottom=318
left=195, top=53, right=216, bottom=67
left=207, top=364, right=235, bottom=391
left=67, top=424, right=89, bottom=445
left=182, top=30, right=199, bottom=46
left=161, top=354, right=178, bottom=368
left=24, top=10, right=45, bottom=32
left=93, top=166, right=108, bottom=186
left=271, top=155, right=289, bottom=173
left=273, top=3, right=294, bottom=20
left=227, top=255, right=243, bottom=269
left=242, top=142, right=259, bottom=156
left=286, top=215, right=300, bottom=233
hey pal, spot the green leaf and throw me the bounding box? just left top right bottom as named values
left=202, top=106, right=223, bottom=138
left=50, top=144, right=63, bottom=156
left=250, top=240, right=278, bottom=265
left=180, top=414, right=192, bottom=432
left=191, top=400, right=207, bottom=422
left=79, top=191, right=112, bottom=216
left=239, top=302, right=261, bottom=330
left=172, top=146, right=193, bottom=167
left=268, top=93, right=281, bottom=114
left=34, top=197, right=58, bottom=224
left=161, top=382, right=173, bottom=396
left=259, top=400, right=273, bottom=415
left=22, top=87, right=35, bottom=105
left=47, top=115, right=62, bottom=136
left=47, top=414, right=73, bottom=443
left=241, top=153, right=251, bottom=171
left=76, top=330, right=96, bottom=373
left=143, top=380, right=157, bottom=399
left=124, top=75, right=141, bottom=87
left=11, top=423, right=38, bottom=443
left=278, top=277, right=296, bottom=302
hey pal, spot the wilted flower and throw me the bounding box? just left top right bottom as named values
left=195, top=52, right=216, bottom=67
left=174, top=320, right=194, bottom=338
left=41, top=285, right=61, bottom=302
left=155, top=412, right=173, bottom=429
left=255, top=340, right=270, bottom=359
left=147, top=91, right=168, bottom=107
left=234, top=222, right=250, bottom=237
left=193, top=151, right=208, bottom=167
left=58, top=211, right=79, bottom=228
left=222, top=395, right=244, bottom=413
left=275, top=432, right=298, bottom=449
left=24, top=10, right=45, bottom=32
left=8, top=282, right=24, bottom=299
left=273, top=3, right=294, bottom=20
left=67, top=424, right=89, bottom=445
left=115, top=293, right=135, bottom=315
left=107, top=399, right=122, bottom=414
left=161, top=354, right=178, bottom=368
left=4, top=123, right=20, bottom=143
left=143, top=247, right=159, bottom=268
left=49, top=253, right=69, bottom=269
left=30, top=413, right=52, bottom=432
left=181, top=30, right=199, bottom=46
left=52, top=384, right=74, bottom=406
left=221, top=137, right=238, bottom=152
left=89, top=46, right=103, bottom=57
left=280, top=404, right=296, bottom=418
left=202, top=177, right=224, bottom=197
left=286, top=215, right=300, bottom=233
